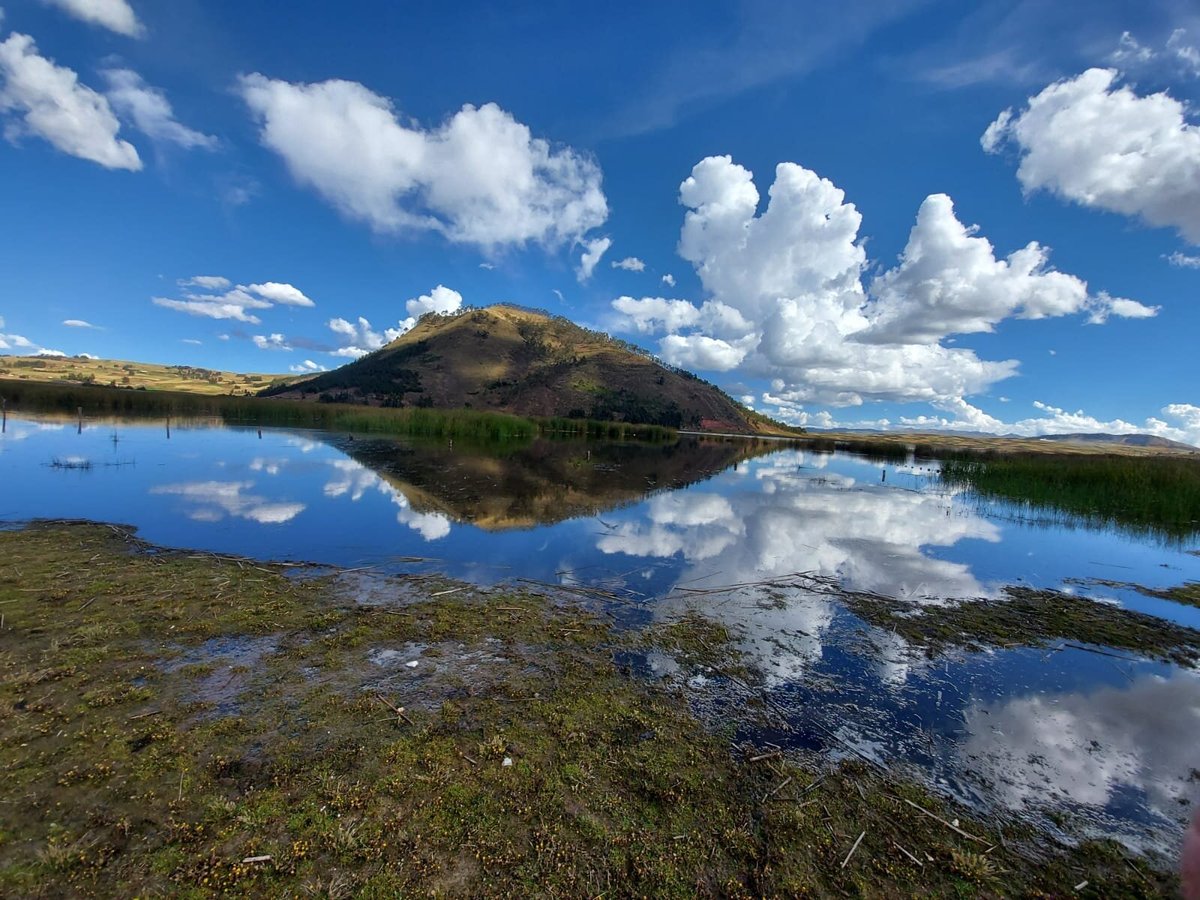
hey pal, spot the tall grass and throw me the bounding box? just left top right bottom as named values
left=940, top=453, right=1200, bottom=540
left=1, top=379, right=536, bottom=442
left=0, top=379, right=680, bottom=445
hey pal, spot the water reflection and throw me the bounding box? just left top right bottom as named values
left=961, top=671, right=1200, bottom=815
left=332, top=434, right=776, bottom=531
left=605, top=450, right=1000, bottom=603
left=324, top=458, right=452, bottom=541
left=151, top=481, right=306, bottom=524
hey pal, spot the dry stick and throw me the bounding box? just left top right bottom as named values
left=891, top=795, right=990, bottom=845
left=374, top=694, right=414, bottom=726
left=841, top=830, right=866, bottom=870
left=76, top=597, right=96, bottom=612
left=748, top=750, right=783, bottom=763
left=128, top=709, right=161, bottom=720
left=431, top=587, right=465, bottom=597
left=893, top=841, right=924, bottom=867
left=762, top=776, right=793, bottom=803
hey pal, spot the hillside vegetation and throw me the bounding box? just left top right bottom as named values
left=0, top=355, right=295, bottom=395
left=264, top=306, right=795, bottom=435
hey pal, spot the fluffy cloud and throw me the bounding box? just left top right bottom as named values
left=327, top=316, right=385, bottom=359
left=662, top=273, right=675, bottom=287
left=612, top=256, right=645, bottom=272
left=252, top=333, right=291, bottom=351
left=62, top=318, right=97, bottom=328
left=290, top=359, right=326, bottom=373
left=102, top=68, right=216, bottom=150
left=0, top=32, right=140, bottom=170
left=614, top=158, right=1147, bottom=412
left=42, top=0, right=144, bottom=38
left=239, top=75, right=607, bottom=251
left=616, top=157, right=1143, bottom=411
left=1, top=319, right=65, bottom=357
left=861, top=194, right=1154, bottom=343
left=327, top=284, right=463, bottom=359
left=983, top=69, right=1200, bottom=244
left=870, top=398, right=1200, bottom=448
left=405, top=284, right=462, bottom=319
left=247, top=281, right=314, bottom=307
left=576, top=236, right=611, bottom=281
left=153, top=279, right=315, bottom=324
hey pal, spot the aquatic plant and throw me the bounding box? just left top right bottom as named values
left=940, top=452, right=1200, bottom=540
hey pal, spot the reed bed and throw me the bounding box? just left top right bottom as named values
left=0, top=378, right=679, bottom=444
left=940, top=452, right=1200, bottom=540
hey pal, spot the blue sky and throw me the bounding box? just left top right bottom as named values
left=1, top=0, right=1198, bottom=443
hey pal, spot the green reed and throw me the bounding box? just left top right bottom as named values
left=939, top=452, right=1200, bottom=540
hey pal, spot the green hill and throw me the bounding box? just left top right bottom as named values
left=264, top=305, right=796, bottom=435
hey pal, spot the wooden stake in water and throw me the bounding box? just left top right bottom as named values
left=77, top=406, right=83, bottom=434
left=2, top=396, right=6, bottom=434
left=166, top=414, right=171, bottom=440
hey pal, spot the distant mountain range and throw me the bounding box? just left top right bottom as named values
left=1033, top=433, right=1198, bottom=451
left=265, top=305, right=795, bottom=435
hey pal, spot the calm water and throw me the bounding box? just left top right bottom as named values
left=3, top=414, right=1199, bottom=853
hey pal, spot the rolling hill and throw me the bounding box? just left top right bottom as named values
left=265, top=305, right=794, bottom=435
left=0, top=355, right=295, bottom=396
left=1036, top=433, right=1197, bottom=452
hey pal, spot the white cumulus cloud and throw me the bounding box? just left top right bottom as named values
left=290, top=359, right=326, bottom=373
left=576, top=236, right=611, bottom=281
left=615, top=156, right=1144, bottom=413
left=860, top=194, right=1154, bottom=342
left=42, top=0, right=144, bottom=38
left=662, top=273, right=676, bottom=287
left=247, top=281, right=314, bottom=307
left=239, top=74, right=608, bottom=251
left=62, top=318, right=97, bottom=328
left=327, top=285, right=463, bottom=358
left=612, top=256, right=645, bottom=272
left=0, top=31, right=140, bottom=170
left=102, top=68, right=216, bottom=150
left=983, top=68, right=1200, bottom=244
left=252, top=333, right=291, bottom=351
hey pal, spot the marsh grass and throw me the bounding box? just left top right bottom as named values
left=0, top=378, right=682, bottom=444
left=940, top=452, right=1200, bottom=540
left=0, top=522, right=1179, bottom=897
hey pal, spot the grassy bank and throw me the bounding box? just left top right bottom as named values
left=0, top=522, right=1179, bottom=896
left=941, top=453, right=1200, bottom=540
left=0, top=378, right=680, bottom=444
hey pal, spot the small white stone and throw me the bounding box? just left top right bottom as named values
left=502, top=757, right=513, bottom=767
left=405, top=660, right=419, bottom=668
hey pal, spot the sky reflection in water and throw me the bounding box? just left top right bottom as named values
left=2, top=415, right=1198, bottom=852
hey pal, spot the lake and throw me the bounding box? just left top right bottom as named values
left=3, top=413, right=1198, bottom=854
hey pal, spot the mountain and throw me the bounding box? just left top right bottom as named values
left=1036, top=433, right=1197, bottom=451
left=265, top=305, right=794, bottom=434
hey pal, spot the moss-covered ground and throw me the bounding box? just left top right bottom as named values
left=838, top=584, right=1200, bottom=666
left=0, top=523, right=1181, bottom=896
